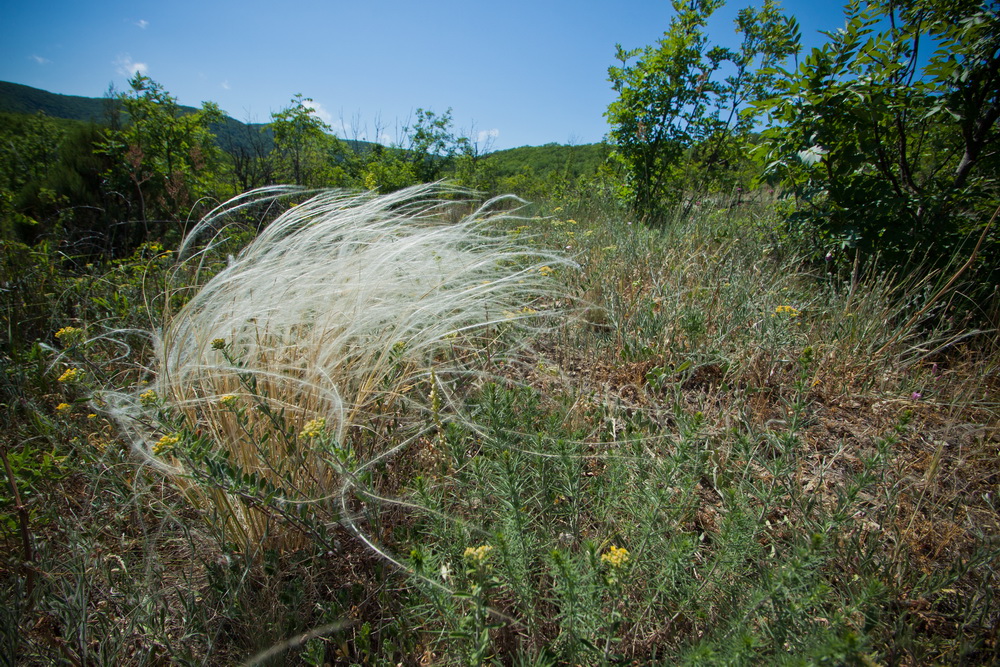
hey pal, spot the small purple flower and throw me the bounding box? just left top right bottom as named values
left=825, top=252, right=834, bottom=262
left=911, top=392, right=922, bottom=400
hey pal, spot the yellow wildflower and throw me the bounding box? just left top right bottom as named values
left=774, top=305, right=800, bottom=317
left=152, top=434, right=180, bottom=455
left=55, top=326, right=83, bottom=343
left=300, top=417, right=326, bottom=439
left=463, top=544, right=493, bottom=564
left=139, top=389, right=158, bottom=406
left=55, top=403, right=71, bottom=413
left=538, top=265, right=554, bottom=277
left=601, top=545, right=630, bottom=569
left=504, top=305, right=539, bottom=319
left=219, top=394, right=238, bottom=407
left=58, top=368, right=81, bottom=383
left=211, top=338, right=227, bottom=350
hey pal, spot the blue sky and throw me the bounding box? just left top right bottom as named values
left=2, top=0, right=850, bottom=150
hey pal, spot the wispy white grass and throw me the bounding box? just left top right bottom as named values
left=122, top=184, right=574, bottom=546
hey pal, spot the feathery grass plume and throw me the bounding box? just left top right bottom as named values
left=146, top=184, right=574, bottom=550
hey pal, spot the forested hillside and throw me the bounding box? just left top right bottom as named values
left=0, top=81, right=116, bottom=121
left=1, top=80, right=609, bottom=200
left=2, top=0, right=999, bottom=664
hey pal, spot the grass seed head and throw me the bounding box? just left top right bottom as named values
left=142, top=184, right=574, bottom=547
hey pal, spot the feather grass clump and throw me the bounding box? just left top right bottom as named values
left=139, top=184, right=572, bottom=549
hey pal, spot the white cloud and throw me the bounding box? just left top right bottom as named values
left=477, top=128, right=500, bottom=144
left=115, top=54, right=148, bottom=77
left=221, top=80, right=231, bottom=90
left=135, top=19, right=149, bottom=29
left=308, top=100, right=333, bottom=126
left=30, top=54, right=51, bottom=65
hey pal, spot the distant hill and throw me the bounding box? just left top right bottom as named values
left=0, top=81, right=607, bottom=174
left=486, top=142, right=610, bottom=179
left=0, top=81, right=376, bottom=157
left=0, top=81, right=118, bottom=122
left=0, top=80, right=274, bottom=155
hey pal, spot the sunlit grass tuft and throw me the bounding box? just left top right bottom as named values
left=118, top=184, right=574, bottom=550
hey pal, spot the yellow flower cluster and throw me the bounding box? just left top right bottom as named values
left=773, top=305, right=800, bottom=317
left=55, top=326, right=83, bottom=343
left=300, top=417, right=326, bottom=439
left=139, top=389, right=158, bottom=406
left=503, top=305, right=539, bottom=319
left=211, top=338, right=227, bottom=350
left=601, top=545, right=630, bottom=569
left=463, top=544, right=493, bottom=563
left=55, top=402, right=71, bottom=413
left=538, top=265, right=555, bottom=277
left=219, top=394, right=238, bottom=407
left=153, top=434, right=180, bottom=455
left=58, top=368, right=81, bottom=383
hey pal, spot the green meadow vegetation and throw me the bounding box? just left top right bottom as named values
left=2, top=0, right=999, bottom=664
